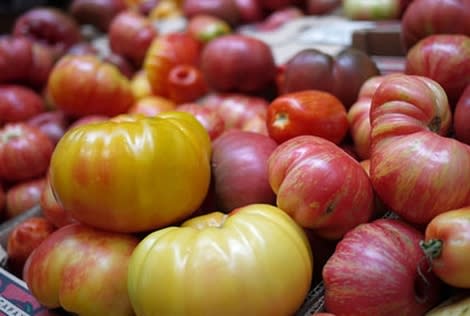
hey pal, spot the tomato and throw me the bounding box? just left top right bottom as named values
left=420, top=206, right=470, bottom=288
left=267, top=90, right=349, bottom=144
left=202, top=93, right=269, bottom=130
left=268, top=135, right=374, bottom=239
left=7, top=216, right=56, bottom=276
left=0, top=182, right=5, bottom=216
left=167, top=64, right=208, bottom=104
left=323, top=218, right=442, bottom=316
left=5, top=178, right=46, bottom=219
left=128, top=95, right=176, bottom=116
left=127, top=204, right=313, bottom=316
left=0, top=123, right=54, bottom=182
left=40, top=177, right=76, bottom=228
left=130, top=70, right=153, bottom=100
left=144, top=32, right=201, bottom=97
left=24, top=223, right=139, bottom=315
left=370, top=74, right=470, bottom=224
left=176, top=103, right=225, bottom=141
left=47, top=54, right=134, bottom=118
left=0, top=85, right=45, bottom=124
left=49, top=111, right=212, bottom=233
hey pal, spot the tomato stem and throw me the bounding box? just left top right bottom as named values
left=1, top=127, right=22, bottom=144
left=428, top=116, right=441, bottom=133
left=273, top=112, right=289, bottom=128
left=419, top=239, right=443, bottom=260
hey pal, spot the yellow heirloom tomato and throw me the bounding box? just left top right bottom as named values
left=49, top=111, right=211, bottom=233
left=128, top=204, right=314, bottom=316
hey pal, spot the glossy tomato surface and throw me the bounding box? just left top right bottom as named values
left=49, top=111, right=212, bottom=233
left=128, top=204, right=313, bottom=316
left=421, top=206, right=470, bottom=288
left=267, top=90, right=349, bottom=144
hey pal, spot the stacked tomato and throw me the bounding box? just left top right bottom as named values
left=0, top=0, right=469, bottom=315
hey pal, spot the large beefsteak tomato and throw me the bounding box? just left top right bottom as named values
left=268, top=135, right=374, bottom=239
left=49, top=111, right=212, bottom=233
left=369, top=74, right=470, bottom=224
left=127, top=203, right=313, bottom=316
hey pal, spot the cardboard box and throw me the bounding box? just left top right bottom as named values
left=0, top=267, right=62, bottom=316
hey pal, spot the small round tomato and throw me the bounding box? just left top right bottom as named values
left=0, top=85, right=45, bottom=124
left=144, top=33, right=201, bottom=97
left=49, top=111, right=212, bottom=233
left=6, top=178, right=46, bottom=219
left=0, top=123, right=54, bottom=182
left=47, top=54, right=134, bottom=118
left=167, top=64, right=208, bottom=104
left=267, top=90, right=349, bottom=144
left=420, top=206, right=470, bottom=288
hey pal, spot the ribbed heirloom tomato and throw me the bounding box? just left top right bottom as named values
left=127, top=204, right=313, bottom=316
left=49, top=111, right=212, bottom=233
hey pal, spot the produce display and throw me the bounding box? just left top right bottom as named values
left=0, top=0, right=468, bottom=315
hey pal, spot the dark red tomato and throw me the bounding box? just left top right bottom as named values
left=5, top=178, right=46, bottom=219
left=0, top=124, right=54, bottom=182
left=0, top=85, right=45, bottom=124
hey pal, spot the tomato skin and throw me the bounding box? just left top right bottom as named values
left=167, top=64, right=208, bottom=104
left=268, top=135, right=374, bottom=239
left=370, top=75, right=470, bottom=225
left=323, top=218, right=442, bottom=316
left=128, top=95, right=176, bottom=116
left=267, top=90, right=349, bottom=144
left=7, top=216, right=56, bottom=276
left=144, top=33, right=201, bottom=97
left=49, top=111, right=211, bottom=233
left=421, top=206, right=470, bottom=288
left=0, top=85, right=45, bottom=124
left=0, top=123, right=54, bottom=182
left=127, top=203, right=313, bottom=316
left=47, top=54, right=134, bottom=118
left=5, top=178, right=46, bottom=219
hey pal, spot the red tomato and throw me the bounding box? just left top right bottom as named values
left=421, top=206, right=470, bottom=288
left=0, top=124, right=54, bottom=182
left=144, top=32, right=201, bottom=97
left=6, top=178, right=46, bottom=219
left=40, top=177, right=77, bottom=228
left=7, top=216, right=56, bottom=276
left=202, top=93, right=269, bottom=130
left=167, top=64, right=208, bottom=104
left=176, top=103, right=225, bottom=140
left=268, top=135, right=374, bottom=239
left=323, top=218, right=442, bottom=316
left=47, top=54, right=134, bottom=118
left=128, top=95, right=176, bottom=117
left=370, top=74, right=470, bottom=225
left=453, top=84, right=470, bottom=144
left=0, top=182, right=5, bottom=216
left=0, top=85, right=45, bottom=124
left=267, top=90, right=349, bottom=144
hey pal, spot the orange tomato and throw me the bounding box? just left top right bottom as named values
left=421, top=206, right=470, bottom=288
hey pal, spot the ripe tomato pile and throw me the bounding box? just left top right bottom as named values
left=0, top=0, right=469, bottom=315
